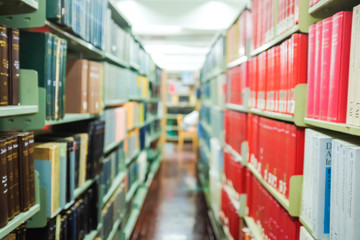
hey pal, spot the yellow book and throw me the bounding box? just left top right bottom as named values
left=78, top=133, right=89, bottom=186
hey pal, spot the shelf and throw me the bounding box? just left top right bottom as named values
left=0, top=0, right=39, bottom=15
left=106, top=217, right=122, bottom=240
left=304, top=118, right=360, bottom=136
left=247, top=163, right=302, bottom=217
left=299, top=217, right=317, bottom=240
left=74, top=178, right=96, bottom=199
left=145, top=155, right=162, bottom=188
left=166, top=135, right=179, bottom=141
left=225, top=103, right=249, bottom=113
left=104, top=52, right=129, bottom=69
left=244, top=216, right=263, bottom=240
left=204, top=67, right=225, bottom=82
left=104, top=99, right=128, bottom=108
left=0, top=203, right=40, bottom=239
left=166, top=103, right=196, bottom=108
left=45, top=113, right=98, bottom=126
left=146, top=131, right=162, bottom=147
left=0, top=105, right=38, bottom=117
left=102, top=171, right=127, bottom=208
left=251, top=25, right=299, bottom=57
left=166, top=113, right=185, bottom=119
left=125, top=150, right=140, bottom=166
left=249, top=84, right=307, bottom=127
left=123, top=208, right=140, bottom=240
left=104, top=140, right=124, bottom=155
left=126, top=181, right=139, bottom=203
left=309, top=0, right=358, bottom=18
left=200, top=121, right=212, bottom=136
left=226, top=56, right=248, bottom=69
left=223, top=185, right=247, bottom=217
left=84, top=223, right=102, bottom=240
left=108, top=0, right=132, bottom=31
left=224, top=142, right=248, bottom=166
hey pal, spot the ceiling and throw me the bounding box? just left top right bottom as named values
left=114, top=0, right=249, bottom=72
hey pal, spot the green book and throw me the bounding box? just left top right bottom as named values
left=59, top=39, right=67, bottom=119
left=20, top=31, right=53, bottom=120
left=46, top=0, right=61, bottom=20
left=51, top=35, right=59, bottom=120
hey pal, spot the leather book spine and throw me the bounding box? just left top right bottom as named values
left=0, top=24, right=9, bottom=106
left=0, top=138, right=8, bottom=227
left=7, top=29, right=19, bottom=106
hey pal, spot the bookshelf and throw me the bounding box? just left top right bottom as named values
left=0, top=0, right=164, bottom=238
left=304, top=118, right=360, bottom=136
left=0, top=0, right=39, bottom=15
left=226, top=56, right=249, bottom=69
left=309, top=0, right=359, bottom=17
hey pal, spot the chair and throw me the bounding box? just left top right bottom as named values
left=177, top=114, right=198, bottom=151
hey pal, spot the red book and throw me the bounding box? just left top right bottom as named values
left=274, top=46, right=281, bottom=112
left=279, top=41, right=288, bottom=113
left=328, top=11, right=353, bottom=123
left=257, top=52, right=267, bottom=110
left=319, top=17, right=333, bottom=120
left=286, top=38, right=292, bottom=114
left=290, top=34, right=308, bottom=114
left=313, top=20, right=323, bottom=119
left=307, top=24, right=316, bottom=118
left=240, top=62, right=249, bottom=106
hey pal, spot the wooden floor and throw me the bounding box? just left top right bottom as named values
left=131, top=143, right=215, bottom=240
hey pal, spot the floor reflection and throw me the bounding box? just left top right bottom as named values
left=131, top=143, right=215, bottom=240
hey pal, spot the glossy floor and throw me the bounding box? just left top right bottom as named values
left=131, top=143, right=215, bottom=240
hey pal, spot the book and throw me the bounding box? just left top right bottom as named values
left=319, top=17, right=333, bottom=120
left=328, top=12, right=353, bottom=123
left=17, top=133, right=30, bottom=212
left=347, top=4, right=360, bottom=126
left=0, top=138, right=8, bottom=228
left=306, top=24, right=316, bottom=119
left=65, top=59, right=89, bottom=114
left=34, top=142, right=61, bottom=217
left=313, top=20, right=323, bottom=119
left=3, top=137, right=15, bottom=220
left=87, top=61, right=103, bottom=114
left=0, top=24, right=8, bottom=106
left=7, top=29, right=20, bottom=106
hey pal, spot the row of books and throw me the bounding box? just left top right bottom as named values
left=0, top=132, right=36, bottom=228
left=47, top=0, right=107, bottom=49
left=247, top=171, right=301, bottom=239
left=128, top=75, right=150, bottom=100
left=200, top=36, right=225, bottom=82
left=103, top=62, right=129, bottom=104
left=102, top=184, right=125, bottom=239
left=126, top=159, right=139, bottom=193
left=220, top=186, right=242, bottom=240
left=210, top=74, right=225, bottom=107
left=103, top=107, right=127, bottom=151
left=2, top=224, right=27, bottom=240
left=252, top=0, right=299, bottom=50
left=101, top=142, right=126, bottom=195
left=223, top=151, right=246, bottom=195
left=248, top=114, right=304, bottom=199
left=226, top=10, right=251, bottom=63
left=307, top=11, right=353, bottom=123
left=66, top=59, right=103, bottom=115
left=249, top=34, right=308, bottom=114
left=20, top=31, right=68, bottom=120
left=104, top=10, right=153, bottom=74
left=226, top=62, right=248, bottom=106
left=26, top=182, right=99, bottom=240
left=125, top=129, right=139, bottom=161
left=0, top=26, right=19, bottom=106
left=210, top=108, right=224, bottom=141
left=301, top=129, right=360, bottom=239
left=224, top=110, right=248, bottom=155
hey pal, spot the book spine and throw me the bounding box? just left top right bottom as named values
left=347, top=5, right=360, bottom=126
left=28, top=133, right=35, bottom=206
left=329, top=140, right=340, bottom=240
left=0, top=24, right=8, bottom=106
left=7, top=29, right=19, bottom=106
left=319, top=17, right=333, bottom=120
left=350, top=147, right=360, bottom=239
left=18, top=134, right=30, bottom=212
left=328, top=12, right=353, bottom=123
left=314, top=21, right=323, bottom=119
left=307, top=25, right=316, bottom=118
left=46, top=33, right=53, bottom=120
left=5, top=138, right=14, bottom=220
left=11, top=137, right=20, bottom=215
left=54, top=36, right=61, bottom=120
left=0, top=139, right=8, bottom=227
left=60, top=39, right=67, bottom=119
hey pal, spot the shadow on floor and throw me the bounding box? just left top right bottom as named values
left=130, top=143, right=215, bottom=240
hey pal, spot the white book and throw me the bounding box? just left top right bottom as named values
left=330, top=140, right=341, bottom=240
left=312, top=132, right=332, bottom=239
left=347, top=5, right=360, bottom=126
left=344, top=145, right=360, bottom=239
left=301, top=129, right=315, bottom=228
left=210, top=138, right=222, bottom=177
left=300, top=226, right=315, bottom=240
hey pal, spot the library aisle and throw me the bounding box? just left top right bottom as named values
left=131, top=143, right=215, bottom=240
